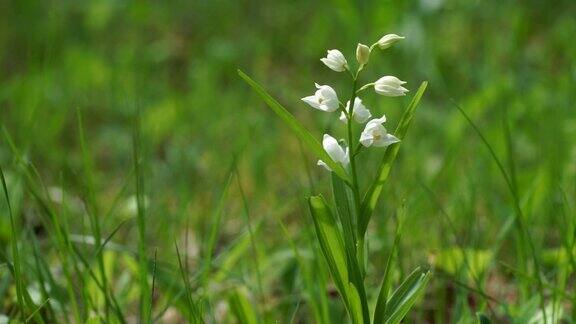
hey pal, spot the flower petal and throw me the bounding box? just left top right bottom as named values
left=301, top=95, right=321, bottom=110
left=317, top=160, right=331, bottom=171
left=374, top=134, right=400, bottom=147
left=322, top=134, right=346, bottom=163
left=359, top=131, right=373, bottom=147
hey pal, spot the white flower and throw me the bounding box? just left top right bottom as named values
left=317, top=134, right=349, bottom=171
left=360, top=115, right=400, bottom=147
left=301, top=83, right=340, bottom=112
left=356, top=43, right=370, bottom=65
left=320, top=49, right=348, bottom=72
left=339, top=98, right=372, bottom=123
left=376, top=34, right=405, bottom=49
left=374, top=76, right=409, bottom=97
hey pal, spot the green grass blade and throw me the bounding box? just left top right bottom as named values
left=453, top=101, right=547, bottom=322
left=359, top=82, right=427, bottom=236
left=93, top=219, right=129, bottom=259
left=30, top=237, right=57, bottom=321
left=237, top=69, right=351, bottom=184
left=25, top=298, right=51, bottom=323
left=0, top=165, right=26, bottom=321
left=212, top=227, right=259, bottom=283
left=2, top=130, right=83, bottom=321
left=133, top=109, right=151, bottom=323
left=308, top=195, right=363, bottom=324
left=175, top=242, right=203, bottom=323
left=383, top=267, right=431, bottom=324
left=199, top=169, right=234, bottom=289
left=70, top=244, right=126, bottom=323
left=373, top=222, right=402, bottom=324
left=235, top=168, right=265, bottom=314
left=76, top=108, right=111, bottom=320
left=228, top=287, right=259, bottom=324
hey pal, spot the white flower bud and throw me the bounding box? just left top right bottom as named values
left=376, top=34, right=405, bottom=49
left=317, top=134, right=349, bottom=171
left=320, top=49, right=348, bottom=72
left=374, top=76, right=408, bottom=97
left=356, top=43, right=370, bottom=65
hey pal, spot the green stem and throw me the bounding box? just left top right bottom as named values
left=346, top=77, right=364, bottom=272
left=357, top=83, right=374, bottom=93
left=346, top=72, right=371, bottom=324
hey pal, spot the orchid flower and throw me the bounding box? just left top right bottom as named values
left=320, top=49, right=348, bottom=72
left=301, top=83, right=340, bottom=112
left=339, top=98, right=372, bottom=124
left=360, top=115, right=400, bottom=147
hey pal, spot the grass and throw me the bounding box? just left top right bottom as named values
left=0, top=0, right=575, bottom=322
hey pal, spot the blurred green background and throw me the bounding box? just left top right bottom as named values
left=1, top=0, right=575, bottom=322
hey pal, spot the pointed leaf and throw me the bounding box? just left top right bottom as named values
left=331, top=174, right=358, bottom=276
left=346, top=282, right=364, bottom=324
left=383, top=267, right=431, bottom=324
left=228, top=287, right=259, bottom=324
left=308, top=195, right=364, bottom=323
left=360, top=82, right=427, bottom=236
left=332, top=174, right=370, bottom=322
left=373, top=224, right=402, bottom=324
left=238, top=69, right=351, bottom=183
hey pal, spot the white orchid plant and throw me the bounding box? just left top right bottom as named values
left=304, top=46, right=406, bottom=176
left=239, top=33, right=429, bottom=324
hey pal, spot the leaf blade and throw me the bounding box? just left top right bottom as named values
left=359, top=82, right=427, bottom=236
left=373, top=222, right=402, bottom=324
left=228, top=287, right=259, bottom=324
left=238, top=69, right=351, bottom=183
left=332, top=174, right=370, bottom=322
left=308, top=195, right=364, bottom=324
left=383, top=267, right=431, bottom=324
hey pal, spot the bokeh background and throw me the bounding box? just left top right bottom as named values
left=1, top=0, right=575, bottom=322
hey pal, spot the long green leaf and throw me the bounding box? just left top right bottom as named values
left=238, top=69, right=351, bottom=183
left=175, top=242, right=203, bottom=323
left=308, top=195, right=363, bottom=324
left=228, top=287, right=259, bottom=324
left=373, top=222, right=402, bottom=324
left=359, top=82, right=427, bottom=236
left=331, top=174, right=357, bottom=249
left=199, top=169, right=234, bottom=288
left=383, top=267, right=431, bottom=324
left=331, top=174, right=370, bottom=322
left=77, top=108, right=112, bottom=321
left=0, top=165, right=26, bottom=321
left=308, top=195, right=348, bottom=297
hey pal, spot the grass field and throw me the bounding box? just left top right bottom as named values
left=1, top=1, right=575, bottom=323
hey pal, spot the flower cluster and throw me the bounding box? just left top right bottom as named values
left=301, top=33, right=406, bottom=171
